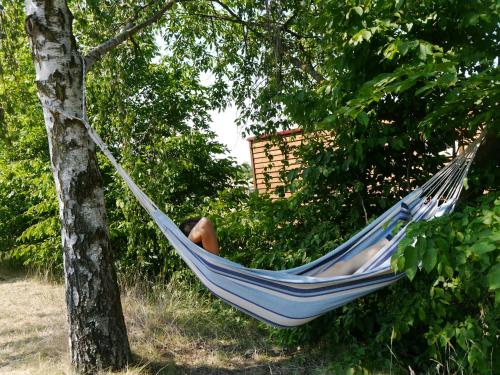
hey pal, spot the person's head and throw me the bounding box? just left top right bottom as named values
left=179, top=217, right=202, bottom=237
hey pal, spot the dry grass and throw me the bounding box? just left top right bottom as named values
left=0, top=271, right=69, bottom=375
left=0, top=269, right=324, bottom=375
left=120, top=277, right=319, bottom=374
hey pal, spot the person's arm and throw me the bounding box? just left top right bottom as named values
left=188, top=217, right=219, bottom=255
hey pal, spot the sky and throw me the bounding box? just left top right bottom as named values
left=208, top=105, right=252, bottom=165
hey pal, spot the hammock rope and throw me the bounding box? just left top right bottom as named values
left=37, top=62, right=484, bottom=327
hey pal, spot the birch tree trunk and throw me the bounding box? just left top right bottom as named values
left=24, top=0, right=130, bottom=372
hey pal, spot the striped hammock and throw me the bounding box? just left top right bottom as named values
left=50, top=103, right=481, bottom=327
left=43, top=66, right=483, bottom=326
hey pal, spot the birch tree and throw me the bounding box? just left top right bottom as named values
left=24, top=0, right=175, bottom=372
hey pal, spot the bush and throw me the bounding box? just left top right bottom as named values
left=257, top=193, right=499, bottom=374
left=390, top=193, right=499, bottom=373
left=203, top=170, right=498, bottom=374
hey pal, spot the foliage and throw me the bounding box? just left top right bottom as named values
left=182, top=2, right=500, bottom=373
left=203, top=189, right=498, bottom=373
left=279, top=0, right=498, bottom=231
left=161, top=0, right=499, bottom=273
left=0, top=2, right=60, bottom=270
left=229, top=192, right=498, bottom=374
left=110, top=130, right=244, bottom=277
left=389, top=193, right=499, bottom=373
left=85, top=52, right=245, bottom=276
left=0, top=0, right=244, bottom=277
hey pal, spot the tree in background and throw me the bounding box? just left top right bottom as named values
left=0, top=2, right=56, bottom=267
left=149, top=1, right=497, bottom=269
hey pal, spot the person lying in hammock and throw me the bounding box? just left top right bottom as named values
left=179, top=216, right=391, bottom=276
left=179, top=217, right=219, bottom=255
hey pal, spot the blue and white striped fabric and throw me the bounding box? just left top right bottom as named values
left=146, top=188, right=445, bottom=326
left=45, top=87, right=483, bottom=326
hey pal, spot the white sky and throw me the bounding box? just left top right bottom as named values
left=209, top=105, right=252, bottom=165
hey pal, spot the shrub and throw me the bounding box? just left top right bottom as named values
left=390, top=193, right=499, bottom=373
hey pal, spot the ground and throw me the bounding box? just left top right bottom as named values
left=0, top=273, right=67, bottom=374
left=0, top=270, right=326, bottom=375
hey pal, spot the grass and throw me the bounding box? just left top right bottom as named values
left=119, top=275, right=324, bottom=374
left=0, top=267, right=329, bottom=374
left=0, top=268, right=68, bottom=374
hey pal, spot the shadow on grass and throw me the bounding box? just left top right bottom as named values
left=0, top=259, right=25, bottom=281
left=124, top=285, right=320, bottom=375
left=0, top=333, right=64, bottom=367
left=130, top=351, right=312, bottom=375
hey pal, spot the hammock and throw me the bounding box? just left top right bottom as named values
left=42, top=69, right=483, bottom=326
left=47, top=102, right=482, bottom=327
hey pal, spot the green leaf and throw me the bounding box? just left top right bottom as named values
left=395, top=0, right=405, bottom=11
left=383, top=42, right=398, bottom=60
left=436, top=72, right=458, bottom=87
left=356, top=111, right=369, bottom=126
left=350, top=29, right=370, bottom=45
left=396, top=39, right=410, bottom=56
left=470, top=241, right=496, bottom=255
left=487, top=264, right=500, bottom=290
left=418, top=42, right=433, bottom=61
left=362, top=30, right=372, bottom=41
left=404, top=246, right=419, bottom=281
left=352, top=6, right=363, bottom=16
left=415, top=82, right=437, bottom=96
left=422, top=248, right=437, bottom=272
left=395, top=78, right=417, bottom=93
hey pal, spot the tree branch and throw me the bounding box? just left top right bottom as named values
left=358, top=193, right=369, bottom=225
left=196, top=3, right=313, bottom=40
left=84, top=0, right=177, bottom=71
left=189, top=12, right=260, bottom=29
left=288, top=55, right=325, bottom=83
left=211, top=0, right=241, bottom=23
left=208, top=0, right=324, bottom=83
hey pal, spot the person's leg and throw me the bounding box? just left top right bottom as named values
left=342, top=237, right=389, bottom=273
left=316, top=237, right=389, bottom=277
left=188, top=217, right=219, bottom=255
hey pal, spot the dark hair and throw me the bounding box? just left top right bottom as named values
left=179, top=217, right=202, bottom=237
